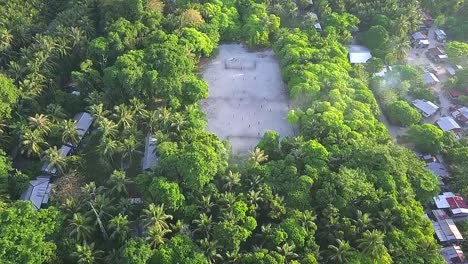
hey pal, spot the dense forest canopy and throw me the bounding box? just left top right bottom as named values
left=0, top=0, right=460, bottom=263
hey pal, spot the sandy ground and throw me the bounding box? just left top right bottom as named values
left=200, top=44, right=294, bottom=155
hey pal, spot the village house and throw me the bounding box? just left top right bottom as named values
left=20, top=176, right=53, bottom=210
left=432, top=209, right=464, bottom=244
left=411, top=31, right=429, bottom=48
left=412, top=99, right=439, bottom=117
left=441, top=245, right=467, bottom=264
left=142, top=133, right=158, bottom=171
left=347, top=45, right=372, bottom=64
left=434, top=192, right=468, bottom=218
left=424, top=72, right=440, bottom=85
left=427, top=46, right=448, bottom=63
left=437, top=116, right=462, bottom=133
left=451, top=107, right=468, bottom=126
left=434, top=29, right=447, bottom=42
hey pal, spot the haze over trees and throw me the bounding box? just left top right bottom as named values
left=0, top=0, right=451, bottom=263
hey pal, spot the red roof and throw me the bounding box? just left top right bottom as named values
left=450, top=90, right=461, bottom=98
left=447, top=196, right=468, bottom=210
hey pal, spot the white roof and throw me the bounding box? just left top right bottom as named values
left=420, top=39, right=430, bottom=45
left=437, top=116, right=461, bottom=131
left=314, top=22, right=322, bottom=30
left=435, top=29, right=446, bottom=37
left=427, top=162, right=449, bottom=178
left=412, top=99, right=439, bottom=117
left=20, top=177, right=52, bottom=210
left=348, top=45, right=372, bottom=64
left=432, top=209, right=463, bottom=242
left=142, top=133, right=158, bottom=170
left=434, top=192, right=456, bottom=209
left=424, top=72, right=440, bottom=84
left=74, top=112, right=94, bottom=138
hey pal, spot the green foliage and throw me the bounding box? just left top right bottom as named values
left=386, top=100, right=422, bottom=127
left=148, top=177, right=185, bottom=211
left=0, top=74, right=20, bottom=120
left=0, top=202, right=61, bottom=264
left=408, top=124, right=444, bottom=154
left=122, top=238, right=154, bottom=264
left=151, top=235, right=208, bottom=264
left=446, top=41, right=468, bottom=67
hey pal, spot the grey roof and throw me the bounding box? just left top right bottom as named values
left=20, top=176, right=52, bottom=210
left=348, top=45, right=372, bottom=64
left=441, top=245, right=466, bottom=264
left=142, top=133, right=158, bottom=170
left=432, top=210, right=463, bottom=242
left=435, top=29, right=447, bottom=37
left=426, top=162, right=449, bottom=178
left=74, top=112, right=94, bottom=138
left=412, top=32, right=427, bottom=40
left=437, top=116, right=461, bottom=131
left=412, top=99, right=439, bottom=117
left=424, top=72, right=440, bottom=85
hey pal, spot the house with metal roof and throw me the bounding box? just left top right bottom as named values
left=432, top=209, right=464, bottom=243
left=434, top=192, right=468, bottom=217
left=424, top=72, right=440, bottom=85
left=427, top=162, right=449, bottom=178
left=452, top=107, right=468, bottom=125
left=412, top=99, right=439, bottom=117
left=74, top=112, right=94, bottom=140
left=142, top=133, right=158, bottom=171
left=347, top=45, right=372, bottom=64
left=441, top=245, right=467, bottom=264
left=437, top=116, right=462, bottom=132
left=20, top=176, right=53, bottom=210
left=434, top=29, right=447, bottom=42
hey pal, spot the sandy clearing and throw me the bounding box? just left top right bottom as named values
left=200, top=44, right=294, bottom=155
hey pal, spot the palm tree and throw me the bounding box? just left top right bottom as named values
left=61, top=198, right=82, bottom=218
left=107, top=170, right=132, bottom=196
left=108, top=213, right=130, bottom=242
left=87, top=104, right=109, bottom=125
left=327, top=239, right=354, bottom=263
left=146, top=225, right=171, bottom=248
left=198, top=238, right=223, bottom=264
left=357, top=230, right=386, bottom=258
left=192, top=213, right=213, bottom=238
left=97, top=138, right=120, bottom=162
left=119, top=134, right=142, bottom=168
left=20, top=129, right=48, bottom=158
left=142, top=203, right=173, bottom=230
left=97, top=118, right=118, bottom=139
left=61, top=119, right=80, bottom=145
left=113, top=104, right=135, bottom=130
left=249, top=148, right=268, bottom=164
left=43, top=146, right=67, bottom=174
left=374, top=209, right=396, bottom=233
left=28, top=114, right=51, bottom=135
left=68, top=213, right=95, bottom=242
left=198, top=195, right=215, bottom=214
left=129, top=97, right=147, bottom=120
left=72, top=242, right=104, bottom=264
left=45, top=103, right=67, bottom=122
left=143, top=110, right=160, bottom=133
left=221, top=170, right=241, bottom=191
left=246, top=190, right=263, bottom=210
left=276, top=242, right=299, bottom=261
left=298, top=210, right=316, bottom=232
left=353, top=210, right=373, bottom=235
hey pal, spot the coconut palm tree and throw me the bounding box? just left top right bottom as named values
left=198, top=194, right=215, bottom=214
left=68, top=213, right=95, bottom=242
left=327, top=239, right=354, bottom=263
left=113, top=104, right=135, bottom=130
left=142, top=203, right=173, bottom=230
left=246, top=190, right=263, bottom=211
left=45, top=103, right=67, bottom=122
left=249, top=148, right=268, bottom=164
left=43, top=146, right=67, bottom=174
left=28, top=113, right=51, bottom=135
left=107, top=170, right=132, bottom=196
left=20, top=129, right=48, bottom=158
left=298, top=210, right=316, bottom=232
left=357, top=230, right=386, bottom=258
left=146, top=225, right=171, bottom=248
left=97, top=138, right=120, bottom=162
left=72, top=242, right=104, bottom=264
left=87, top=103, right=109, bottom=125
left=221, top=170, right=241, bottom=191
left=192, top=213, right=213, bottom=238
left=374, top=209, right=396, bottom=233
left=199, top=238, right=223, bottom=264
left=97, top=118, right=118, bottom=139
left=61, top=119, right=80, bottom=146
left=61, top=198, right=82, bottom=218
left=276, top=242, right=299, bottom=261
left=119, top=134, right=142, bottom=168
left=108, top=213, right=130, bottom=243
left=143, top=109, right=159, bottom=133
left=129, top=97, right=147, bottom=120
left=353, top=210, right=373, bottom=235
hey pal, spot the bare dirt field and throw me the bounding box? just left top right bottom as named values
left=200, top=44, right=294, bottom=155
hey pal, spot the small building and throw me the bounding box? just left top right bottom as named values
left=412, top=99, right=439, bottom=117
left=434, top=29, right=447, bottom=42
left=424, top=72, right=440, bottom=85
left=449, top=90, right=462, bottom=99
left=441, top=245, right=467, bottom=264
left=427, top=46, right=448, bottom=63
left=452, top=107, right=468, bottom=125
left=427, top=162, right=449, bottom=178
left=20, top=176, right=53, bottom=210
left=437, top=116, right=462, bottom=132
left=434, top=192, right=468, bottom=217
left=142, top=133, right=158, bottom=171
left=412, top=31, right=427, bottom=42
left=432, top=209, right=464, bottom=243
left=347, top=45, right=372, bottom=64
left=74, top=112, right=94, bottom=140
